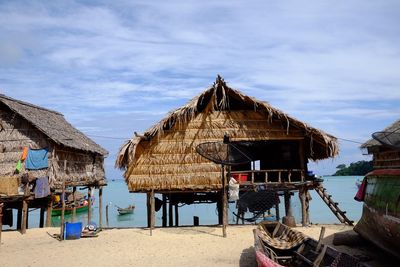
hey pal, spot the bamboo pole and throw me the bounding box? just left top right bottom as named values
left=99, top=187, right=103, bottom=230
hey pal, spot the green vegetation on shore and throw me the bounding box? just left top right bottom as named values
left=333, top=160, right=373, bottom=176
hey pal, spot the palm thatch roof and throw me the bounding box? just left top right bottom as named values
left=361, top=119, right=400, bottom=151
left=0, top=94, right=107, bottom=156
left=116, top=76, right=338, bottom=192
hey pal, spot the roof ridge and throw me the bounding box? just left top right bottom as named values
left=0, top=94, right=63, bottom=116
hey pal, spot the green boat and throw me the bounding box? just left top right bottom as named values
left=356, top=125, right=400, bottom=259
left=354, top=169, right=400, bottom=259
left=51, top=201, right=90, bottom=216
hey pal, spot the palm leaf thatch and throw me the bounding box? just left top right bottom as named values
left=116, top=76, right=338, bottom=192
left=0, top=94, right=108, bottom=190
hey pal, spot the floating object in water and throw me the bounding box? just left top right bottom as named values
left=117, top=204, right=135, bottom=215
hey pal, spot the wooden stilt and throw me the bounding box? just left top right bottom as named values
left=162, top=194, right=167, bottom=227
left=60, top=160, right=67, bottom=240
left=88, top=187, right=92, bottom=224
left=174, top=204, right=179, bottom=227
left=17, top=205, right=22, bottom=230
left=99, top=187, right=103, bottom=230
left=146, top=192, right=151, bottom=228
left=150, top=190, right=155, bottom=236
left=168, top=195, right=173, bottom=227
left=222, top=165, right=227, bottom=237
left=299, top=186, right=307, bottom=226
left=21, top=199, right=28, bottom=234
left=46, top=197, right=53, bottom=227
left=72, top=187, right=77, bottom=222
left=0, top=203, right=3, bottom=244
left=39, top=207, right=45, bottom=228
left=275, top=202, right=280, bottom=221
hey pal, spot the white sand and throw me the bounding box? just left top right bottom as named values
left=0, top=224, right=393, bottom=267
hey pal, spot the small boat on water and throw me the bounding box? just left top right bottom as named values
left=254, top=221, right=366, bottom=267
left=52, top=192, right=94, bottom=216
left=117, top=205, right=135, bottom=215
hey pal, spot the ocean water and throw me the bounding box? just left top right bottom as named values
left=5, top=176, right=363, bottom=229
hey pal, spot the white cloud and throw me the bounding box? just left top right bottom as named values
left=1, top=0, right=400, bottom=176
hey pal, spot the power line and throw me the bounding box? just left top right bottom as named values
left=336, top=137, right=364, bottom=145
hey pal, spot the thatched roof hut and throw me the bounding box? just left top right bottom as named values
left=0, top=94, right=108, bottom=192
left=117, top=76, right=338, bottom=193
left=361, top=119, right=400, bottom=169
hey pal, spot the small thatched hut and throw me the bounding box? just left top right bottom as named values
left=0, top=94, right=108, bottom=234
left=116, top=76, right=338, bottom=231
left=361, top=119, right=400, bottom=169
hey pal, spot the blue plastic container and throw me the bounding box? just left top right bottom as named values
left=65, top=222, right=82, bottom=240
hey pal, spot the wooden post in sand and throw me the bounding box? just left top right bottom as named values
left=222, top=165, right=227, bottom=238
left=168, top=194, right=173, bottom=227
left=46, top=197, right=53, bottom=227
left=299, top=186, right=308, bottom=226
left=88, top=187, right=92, bottom=224
left=72, top=187, right=77, bottom=222
left=150, top=190, right=155, bottom=236
left=60, top=160, right=67, bottom=240
left=0, top=203, right=3, bottom=244
left=162, top=194, right=167, bottom=227
left=146, top=192, right=151, bottom=228
left=99, top=187, right=103, bottom=229
left=39, top=206, right=45, bottom=228
left=21, top=186, right=29, bottom=234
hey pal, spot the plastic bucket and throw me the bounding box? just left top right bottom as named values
left=65, top=222, right=82, bottom=240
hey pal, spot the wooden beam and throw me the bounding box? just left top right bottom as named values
left=174, top=204, right=179, bottom=227
left=60, top=179, right=66, bottom=240
left=299, top=186, right=307, bottom=226
left=222, top=165, right=227, bottom=238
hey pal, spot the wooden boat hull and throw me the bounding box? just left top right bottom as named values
left=52, top=203, right=89, bottom=216
left=354, top=169, right=400, bottom=259
left=117, top=205, right=135, bottom=215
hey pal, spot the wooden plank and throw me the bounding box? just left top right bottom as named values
left=87, top=187, right=92, bottom=224
left=162, top=194, right=167, bottom=227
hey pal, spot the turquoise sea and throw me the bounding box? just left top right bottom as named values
left=5, top=176, right=363, bottom=229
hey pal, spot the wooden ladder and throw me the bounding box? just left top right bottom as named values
left=314, top=185, right=354, bottom=226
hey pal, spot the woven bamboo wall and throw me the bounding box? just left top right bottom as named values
left=0, top=108, right=106, bottom=193
left=373, top=150, right=400, bottom=169
left=126, top=110, right=306, bottom=191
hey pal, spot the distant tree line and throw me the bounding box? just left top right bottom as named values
left=332, top=160, right=373, bottom=176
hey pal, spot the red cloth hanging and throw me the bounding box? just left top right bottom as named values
left=354, top=178, right=367, bottom=202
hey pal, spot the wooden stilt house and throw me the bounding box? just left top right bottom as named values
left=0, top=94, right=108, bottom=237
left=116, top=76, right=339, bottom=234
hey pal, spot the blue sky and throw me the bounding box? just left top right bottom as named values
left=1, top=1, right=399, bottom=178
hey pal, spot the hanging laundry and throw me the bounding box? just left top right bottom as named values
left=25, top=148, right=49, bottom=170
left=21, top=147, right=29, bottom=161
left=34, top=176, right=50, bottom=198
left=15, top=159, right=22, bottom=173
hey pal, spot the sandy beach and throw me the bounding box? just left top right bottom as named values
left=0, top=224, right=395, bottom=267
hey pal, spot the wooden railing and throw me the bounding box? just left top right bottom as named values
left=230, top=169, right=305, bottom=184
